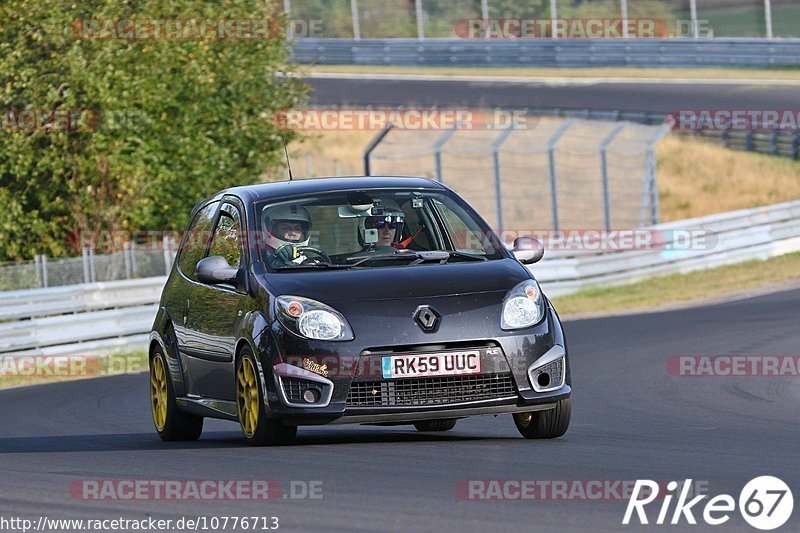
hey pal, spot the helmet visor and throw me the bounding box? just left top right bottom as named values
left=270, top=220, right=309, bottom=244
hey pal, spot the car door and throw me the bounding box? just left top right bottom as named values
left=182, top=200, right=248, bottom=400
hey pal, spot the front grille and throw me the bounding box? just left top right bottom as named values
left=346, top=373, right=516, bottom=407
left=282, top=377, right=324, bottom=404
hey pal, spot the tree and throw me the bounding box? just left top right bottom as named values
left=0, top=0, right=307, bottom=260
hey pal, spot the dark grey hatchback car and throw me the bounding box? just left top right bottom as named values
left=149, top=177, right=571, bottom=445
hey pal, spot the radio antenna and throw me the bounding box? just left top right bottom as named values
left=282, top=138, right=294, bottom=181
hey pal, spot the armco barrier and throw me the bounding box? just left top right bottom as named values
left=535, top=200, right=800, bottom=296
left=1, top=199, right=799, bottom=356
left=290, top=38, right=800, bottom=68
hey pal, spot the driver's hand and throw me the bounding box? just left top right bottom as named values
left=270, top=244, right=302, bottom=265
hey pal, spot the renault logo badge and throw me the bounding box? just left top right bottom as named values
left=413, top=305, right=440, bottom=331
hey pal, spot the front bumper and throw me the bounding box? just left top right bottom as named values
left=260, top=304, right=571, bottom=426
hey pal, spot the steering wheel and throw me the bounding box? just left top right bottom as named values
left=296, top=246, right=332, bottom=264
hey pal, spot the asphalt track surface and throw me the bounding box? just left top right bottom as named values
left=1, top=287, right=798, bottom=532
left=306, top=75, right=800, bottom=115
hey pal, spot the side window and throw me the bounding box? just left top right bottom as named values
left=178, top=201, right=219, bottom=281
left=432, top=198, right=493, bottom=254
left=208, top=205, right=243, bottom=268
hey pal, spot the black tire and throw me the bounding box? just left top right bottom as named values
left=150, top=350, right=203, bottom=442
left=236, top=348, right=297, bottom=446
left=513, top=398, right=571, bottom=439
left=414, top=419, right=457, bottom=432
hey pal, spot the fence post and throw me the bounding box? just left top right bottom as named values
left=745, top=129, right=754, bottom=152
left=646, top=148, right=658, bottom=226
left=350, top=0, right=361, bottom=40
left=283, top=0, right=292, bottom=38
left=130, top=242, right=138, bottom=278
left=123, top=242, right=132, bottom=279
left=34, top=254, right=42, bottom=288
left=792, top=132, right=799, bottom=160
left=599, top=123, right=626, bottom=232
left=163, top=236, right=173, bottom=275
left=689, top=0, right=699, bottom=38
left=481, top=0, right=489, bottom=39
left=41, top=254, right=48, bottom=288
left=363, top=123, right=394, bottom=175
left=620, top=0, right=629, bottom=38
left=88, top=248, right=96, bottom=283
left=82, top=247, right=91, bottom=284
left=771, top=130, right=779, bottom=155
left=550, top=0, right=558, bottom=39
left=491, top=126, right=515, bottom=233
left=764, top=0, right=773, bottom=39
left=547, top=120, right=573, bottom=231
left=432, top=127, right=458, bottom=184
left=415, top=0, right=424, bottom=39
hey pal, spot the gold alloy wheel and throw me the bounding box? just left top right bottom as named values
left=237, top=357, right=259, bottom=438
left=515, top=412, right=533, bottom=428
left=150, top=355, right=168, bottom=431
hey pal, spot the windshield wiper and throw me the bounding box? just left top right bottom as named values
left=444, top=251, right=487, bottom=263
left=273, top=262, right=351, bottom=271
left=345, top=250, right=426, bottom=267
left=346, top=250, right=485, bottom=267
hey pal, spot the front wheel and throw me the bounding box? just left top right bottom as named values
left=513, top=398, right=571, bottom=439
left=236, top=348, right=297, bottom=446
left=150, top=350, right=203, bottom=441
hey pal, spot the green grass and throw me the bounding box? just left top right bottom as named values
left=679, top=6, right=800, bottom=38
left=0, top=350, right=148, bottom=390
left=551, top=252, right=800, bottom=318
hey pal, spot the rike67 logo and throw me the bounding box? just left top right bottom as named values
left=623, top=476, right=793, bottom=530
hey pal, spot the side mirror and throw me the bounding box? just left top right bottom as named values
left=511, top=237, right=544, bottom=265
left=196, top=255, right=239, bottom=285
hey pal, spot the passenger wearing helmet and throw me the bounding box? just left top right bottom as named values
left=262, top=204, right=312, bottom=267
left=357, top=200, right=405, bottom=254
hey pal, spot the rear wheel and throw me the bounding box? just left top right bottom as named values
left=414, top=419, right=457, bottom=432
left=150, top=350, right=203, bottom=441
left=236, top=348, right=297, bottom=446
left=513, top=398, right=571, bottom=439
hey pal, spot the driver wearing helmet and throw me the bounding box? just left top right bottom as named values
left=262, top=204, right=312, bottom=267
left=357, top=200, right=405, bottom=254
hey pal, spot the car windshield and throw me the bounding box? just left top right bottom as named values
left=256, top=189, right=506, bottom=271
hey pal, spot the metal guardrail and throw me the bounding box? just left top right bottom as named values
left=291, top=38, right=800, bottom=68
left=1, top=199, right=799, bottom=355
left=536, top=199, right=800, bottom=296
left=0, top=277, right=164, bottom=355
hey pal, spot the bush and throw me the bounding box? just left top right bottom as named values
left=0, top=0, right=307, bottom=260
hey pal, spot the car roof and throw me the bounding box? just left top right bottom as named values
left=222, top=176, right=447, bottom=204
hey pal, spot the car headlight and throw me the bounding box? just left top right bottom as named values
left=501, top=279, right=546, bottom=330
left=275, top=296, right=354, bottom=341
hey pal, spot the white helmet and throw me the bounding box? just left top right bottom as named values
left=262, top=204, right=311, bottom=250
left=358, top=199, right=405, bottom=247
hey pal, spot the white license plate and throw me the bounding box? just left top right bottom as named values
left=381, top=351, right=481, bottom=379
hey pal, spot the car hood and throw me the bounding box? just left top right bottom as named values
left=260, top=258, right=532, bottom=302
